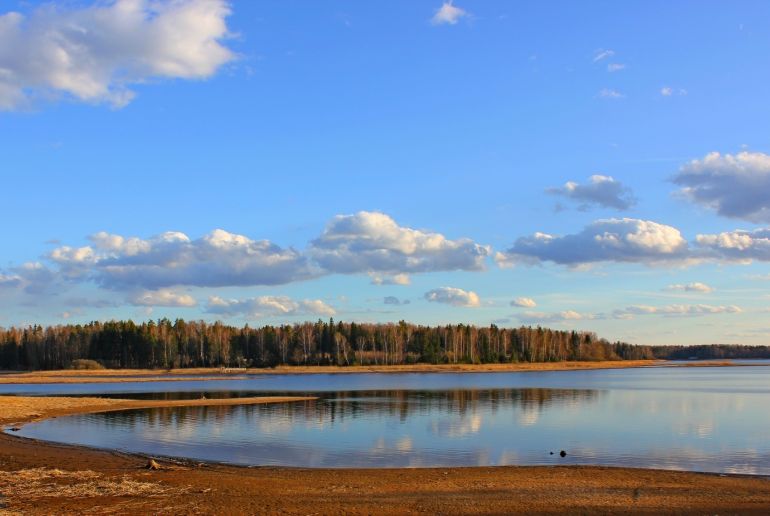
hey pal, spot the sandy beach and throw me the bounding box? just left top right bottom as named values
left=1, top=393, right=769, bottom=514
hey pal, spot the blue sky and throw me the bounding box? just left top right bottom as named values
left=2, top=0, right=770, bottom=346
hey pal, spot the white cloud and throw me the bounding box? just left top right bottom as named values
left=496, top=218, right=689, bottom=267
left=661, top=87, right=687, bottom=97
left=517, top=310, right=594, bottom=324
left=547, top=175, right=636, bottom=210
left=311, top=211, right=490, bottom=275
left=607, top=63, right=625, bottom=72
left=206, top=296, right=335, bottom=319
left=0, top=0, right=234, bottom=110
left=696, top=227, right=770, bottom=262
left=424, top=287, right=480, bottom=307
left=50, top=229, right=313, bottom=289
left=517, top=303, right=741, bottom=323
left=597, top=88, right=624, bottom=99
left=37, top=212, right=490, bottom=296
left=0, top=262, right=57, bottom=294
left=90, top=231, right=152, bottom=255
left=431, top=2, right=468, bottom=25
left=130, top=289, right=197, bottom=307
left=665, top=282, right=714, bottom=293
left=613, top=304, right=741, bottom=318
left=370, top=273, right=411, bottom=286
left=593, top=49, right=615, bottom=62
left=511, top=297, right=537, bottom=308
left=673, top=152, right=770, bottom=222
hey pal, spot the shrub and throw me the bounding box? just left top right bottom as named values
left=69, top=359, right=105, bottom=370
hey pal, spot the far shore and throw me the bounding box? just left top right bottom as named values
left=1, top=394, right=769, bottom=514
left=0, top=359, right=765, bottom=384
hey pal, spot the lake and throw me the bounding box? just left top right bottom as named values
left=5, top=365, right=770, bottom=473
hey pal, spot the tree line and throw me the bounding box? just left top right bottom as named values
left=0, top=318, right=766, bottom=371
left=650, top=344, right=770, bottom=360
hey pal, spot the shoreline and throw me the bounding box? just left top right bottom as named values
left=0, top=359, right=751, bottom=384
left=0, top=395, right=317, bottom=429
left=1, top=396, right=770, bottom=513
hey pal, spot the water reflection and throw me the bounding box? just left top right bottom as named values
left=94, top=388, right=595, bottom=430
left=12, top=381, right=770, bottom=474
left=18, top=389, right=601, bottom=468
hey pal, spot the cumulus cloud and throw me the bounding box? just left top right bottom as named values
left=0, top=262, right=57, bottom=294
left=673, top=152, right=770, bottom=222
left=50, top=229, right=313, bottom=289
left=613, top=304, right=740, bottom=318
left=36, top=212, right=490, bottom=297
left=370, top=273, right=411, bottom=286
left=496, top=218, right=689, bottom=267
left=0, top=0, right=234, bottom=110
left=130, top=289, right=197, bottom=307
left=424, top=287, right=480, bottom=307
left=431, top=2, right=467, bottom=25
left=206, top=295, right=335, bottom=319
left=511, top=297, right=537, bottom=308
left=311, top=211, right=490, bottom=275
left=517, top=310, right=594, bottom=324
left=665, top=282, right=713, bottom=293
left=695, top=227, right=770, bottom=262
left=547, top=175, right=636, bottom=211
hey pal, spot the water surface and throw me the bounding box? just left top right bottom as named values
left=7, top=366, right=770, bottom=473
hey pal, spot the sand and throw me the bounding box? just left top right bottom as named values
left=1, top=394, right=769, bottom=514
left=0, top=360, right=669, bottom=384
left=0, top=396, right=317, bottom=427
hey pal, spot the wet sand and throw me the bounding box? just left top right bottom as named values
left=1, top=395, right=769, bottom=514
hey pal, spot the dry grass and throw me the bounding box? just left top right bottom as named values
left=0, top=360, right=668, bottom=384
left=676, top=360, right=736, bottom=367
left=0, top=467, right=190, bottom=514
left=0, top=467, right=180, bottom=499
left=0, top=373, right=249, bottom=385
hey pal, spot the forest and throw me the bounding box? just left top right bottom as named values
left=0, top=319, right=767, bottom=371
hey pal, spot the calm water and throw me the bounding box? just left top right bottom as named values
left=6, top=366, right=770, bottom=473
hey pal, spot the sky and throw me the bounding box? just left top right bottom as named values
left=2, top=0, right=770, bottom=346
